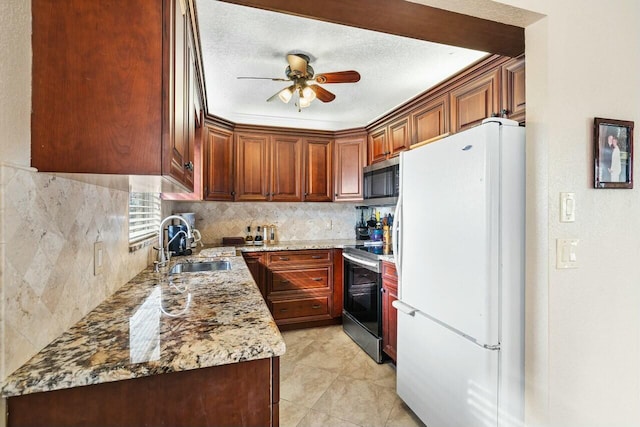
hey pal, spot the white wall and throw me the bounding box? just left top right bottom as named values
left=495, top=1, right=640, bottom=426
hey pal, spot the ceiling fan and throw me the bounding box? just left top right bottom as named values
left=238, top=53, right=361, bottom=111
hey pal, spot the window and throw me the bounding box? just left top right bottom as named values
left=129, top=192, right=161, bottom=251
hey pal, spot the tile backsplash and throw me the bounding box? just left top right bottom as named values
left=172, top=201, right=360, bottom=244
left=0, top=165, right=153, bottom=380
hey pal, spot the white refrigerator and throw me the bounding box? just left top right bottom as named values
left=392, top=118, right=525, bottom=427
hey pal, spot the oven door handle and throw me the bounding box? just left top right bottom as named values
left=342, top=253, right=380, bottom=270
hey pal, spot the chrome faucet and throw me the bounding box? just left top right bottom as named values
left=155, top=215, right=193, bottom=272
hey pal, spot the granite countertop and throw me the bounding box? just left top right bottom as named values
left=1, top=255, right=285, bottom=398
left=238, top=239, right=395, bottom=263
left=238, top=239, right=358, bottom=252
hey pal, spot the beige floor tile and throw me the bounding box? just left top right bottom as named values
left=339, top=349, right=397, bottom=389
left=280, top=399, right=310, bottom=427
left=385, top=397, right=426, bottom=427
left=281, top=362, right=339, bottom=408
left=282, top=328, right=318, bottom=347
left=312, top=376, right=397, bottom=427
left=295, top=338, right=360, bottom=373
left=281, top=338, right=314, bottom=368
left=296, top=409, right=361, bottom=427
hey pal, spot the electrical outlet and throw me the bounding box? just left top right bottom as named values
left=326, top=220, right=333, bottom=230
left=94, top=241, right=104, bottom=275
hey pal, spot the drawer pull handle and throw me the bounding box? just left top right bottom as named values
left=278, top=257, right=290, bottom=261
left=280, top=308, right=288, bottom=312
left=280, top=280, right=290, bottom=284
left=311, top=255, right=323, bottom=259
left=312, top=277, right=323, bottom=281
left=312, top=304, right=321, bottom=309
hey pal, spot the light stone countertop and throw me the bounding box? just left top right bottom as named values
left=1, top=240, right=395, bottom=398
left=238, top=239, right=396, bottom=263
left=1, top=255, right=285, bottom=398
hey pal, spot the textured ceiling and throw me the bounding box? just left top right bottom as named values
left=196, top=1, right=488, bottom=131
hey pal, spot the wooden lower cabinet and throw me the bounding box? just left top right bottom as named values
left=7, top=357, right=279, bottom=427
left=243, top=252, right=266, bottom=298
left=382, top=261, right=398, bottom=363
left=244, top=249, right=342, bottom=330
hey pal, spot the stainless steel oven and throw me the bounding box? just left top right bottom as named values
left=342, top=247, right=384, bottom=363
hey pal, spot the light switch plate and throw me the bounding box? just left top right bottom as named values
left=94, top=241, right=104, bottom=275
left=560, top=192, right=576, bottom=222
left=556, top=238, right=579, bottom=269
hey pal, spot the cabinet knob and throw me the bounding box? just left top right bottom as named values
left=304, top=192, right=309, bottom=196
left=184, top=161, right=194, bottom=171
left=231, top=191, right=235, bottom=196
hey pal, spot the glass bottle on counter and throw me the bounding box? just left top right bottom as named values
left=254, top=226, right=263, bottom=245
left=245, top=226, right=253, bottom=245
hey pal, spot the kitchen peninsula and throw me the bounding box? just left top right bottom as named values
left=1, top=255, right=285, bottom=426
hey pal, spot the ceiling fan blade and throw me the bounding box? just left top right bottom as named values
left=309, top=84, right=336, bottom=103
left=237, top=76, right=289, bottom=81
left=267, top=84, right=295, bottom=102
left=287, top=54, right=309, bottom=76
left=315, top=70, right=361, bottom=84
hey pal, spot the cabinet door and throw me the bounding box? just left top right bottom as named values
left=334, top=135, right=366, bottom=201
left=167, top=0, right=190, bottom=187
left=412, top=94, right=449, bottom=144
left=235, top=133, right=270, bottom=201
left=242, top=253, right=266, bottom=299
left=450, top=68, right=500, bottom=133
left=271, top=135, right=303, bottom=202
left=368, top=127, right=388, bottom=164
left=382, top=278, right=398, bottom=363
left=183, top=23, right=196, bottom=189
left=388, top=117, right=411, bottom=157
left=502, top=56, right=526, bottom=124
left=204, top=126, right=234, bottom=201
left=304, top=138, right=333, bottom=202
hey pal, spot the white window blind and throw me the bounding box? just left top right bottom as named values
left=129, top=192, right=161, bottom=250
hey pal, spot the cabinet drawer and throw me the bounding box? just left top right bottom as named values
left=272, top=296, right=330, bottom=320
left=267, top=250, right=331, bottom=266
left=271, top=268, right=330, bottom=292
left=382, top=261, right=398, bottom=281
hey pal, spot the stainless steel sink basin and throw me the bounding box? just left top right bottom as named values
left=170, top=260, right=231, bottom=274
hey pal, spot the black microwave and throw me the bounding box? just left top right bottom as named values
left=363, top=157, right=399, bottom=206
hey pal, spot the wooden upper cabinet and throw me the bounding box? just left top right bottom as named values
left=368, top=117, right=410, bottom=164
left=168, top=0, right=189, bottom=186
left=450, top=68, right=501, bottom=133
left=388, top=117, right=411, bottom=156
left=368, top=127, right=388, bottom=164
left=304, top=138, right=333, bottom=202
left=204, top=125, right=234, bottom=201
left=334, top=135, right=366, bottom=201
left=502, top=56, right=526, bottom=124
left=235, top=133, right=270, bottom=201
left=271, top=136, right=303, bottom=202
left=31, top=0, right=194, bottom=191
left=412, top=94, right=449, bottom=144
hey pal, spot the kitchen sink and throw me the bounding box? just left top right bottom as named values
left=170, top=260, right=231, bottom=274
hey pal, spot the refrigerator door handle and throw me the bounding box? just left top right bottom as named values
left=393, top=192, right=402, bottom=285
left=392, top=300, right=416, bottom=316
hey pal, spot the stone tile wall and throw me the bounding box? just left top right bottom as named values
left=172, top=201, right=361, bottom=244
left=0, top=165, right=154, bottom=380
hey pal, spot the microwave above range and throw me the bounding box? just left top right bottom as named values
left=363, top=157, right=399, bottom=206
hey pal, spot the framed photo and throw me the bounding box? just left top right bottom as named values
left=594, top=117, right=634, bottom=189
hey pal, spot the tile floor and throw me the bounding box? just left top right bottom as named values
left=279, top=325, right=426, bottom=427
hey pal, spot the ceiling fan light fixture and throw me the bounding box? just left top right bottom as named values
left=302, top=85, right=316, bottom=102
left=278, top=87, right=294, bottom=103
left=299, top=96, right=311, bottom=108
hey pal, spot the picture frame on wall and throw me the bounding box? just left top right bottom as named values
left=594, top=117, right=634, bottom=189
